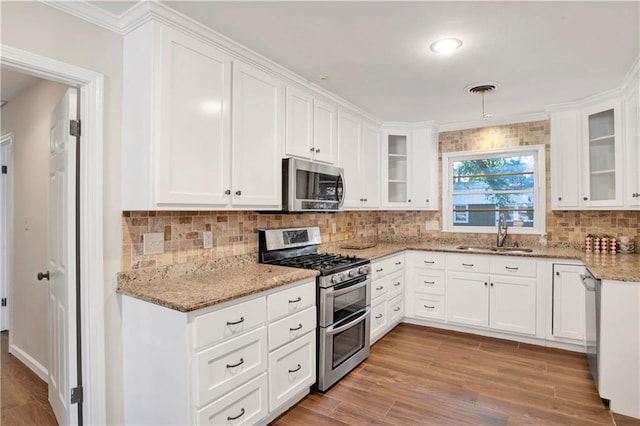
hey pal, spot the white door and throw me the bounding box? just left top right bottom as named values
left=552, top=264, right=587, bottom=341
left=489, top=276, right=536, bottom=335
left=361, top=123, right=380, bottom=208
left=285, top=86, right=314, bottom=160
left=48, top=88, right=78, bottom=426
left=337, top=110, right=362, bottom=208
left=0, top=135, right=11, bottom=331
left=446, top=272, right=489, bottom=328
left=312, top=99, right=338, bottom=164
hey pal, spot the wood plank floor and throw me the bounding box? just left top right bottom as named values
left=274, top=324, right=640, bottom=426
left=1, top=331, right=58, bottom=426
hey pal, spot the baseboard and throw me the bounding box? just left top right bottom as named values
left=9, top=343, right=48, bottom=382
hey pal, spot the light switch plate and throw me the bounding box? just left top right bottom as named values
left=203, top=231, right=213, bottom=249
left=143, top=233, right=165, bottom=255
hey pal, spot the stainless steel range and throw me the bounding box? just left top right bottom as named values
left=258, top=226, right=371, bottom=392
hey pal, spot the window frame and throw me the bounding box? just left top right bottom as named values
left=442, top=145, right=546, bottom=235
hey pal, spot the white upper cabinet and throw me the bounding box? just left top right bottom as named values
left=338, top=111, right=380, bottom=209
left=122, top=22, right=283, bottom=210
left=231, top=61, right=284, bottom=209
left=624, top=83, right=640, bottom=207
left=285, top=87, right=338, bottom=164
left=550, top=111, right=581, bottom=209
left=381, top=125, right=438, bottom=210
left=581, top=100, right=623, bottom=207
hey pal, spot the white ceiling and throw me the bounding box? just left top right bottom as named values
left=96, top=2, right=639, bottom=124
left=1, top=68, right=42, bottom=103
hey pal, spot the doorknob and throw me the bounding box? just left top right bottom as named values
left=37, top=271, right=50, bottom=281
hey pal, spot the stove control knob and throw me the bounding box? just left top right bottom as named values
left=331, top=273, right=344, bottom=284
left=358, top=266, right=370, bottom=275
left=348, top=270, right=356, bottom=278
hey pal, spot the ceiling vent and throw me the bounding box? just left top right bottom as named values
left=465, top=82, right=500, bottom=118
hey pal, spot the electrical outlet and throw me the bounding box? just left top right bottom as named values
left=203, top=231, right=213, bottom=249
left=331, top=223, right=337, bottom=234
left=143, top=233, right=165, bottom=255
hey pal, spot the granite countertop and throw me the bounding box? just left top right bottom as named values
left=322, top=240, right=640, bottom=282
left=117, top=256, right=318, bottom=312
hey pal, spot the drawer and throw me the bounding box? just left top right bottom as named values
left=193, top=297, right=266, bottom=349
left=446, top=254, right=490, bottom=273
left=388, top=271, right=404, bottom=299
left=414, top=270, right=445, bottom=295
left=371, top=276, right=389, bottom=302
left=268, top=331, right=316, bottom=411
left=414, top=295, right=445, bottom=321
left=268, top=307, right=316, bottom=351
left=371, top=254, right=404, bottom=281
left=490, top=257, right=537, bottom=278
left=267, top=279, right=316, bottom=322
left=389, top=294, right=403, bottom=325
left=413, top=251, right=446, bottom=270
left=196, top=373, right=268, bottom=425
left=370, top=298, right=388, bottom=339
left=194, top=327, right=267, bottom=407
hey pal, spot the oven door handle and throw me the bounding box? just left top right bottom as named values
left=325, top=307, right=370, bottom=336
left=325, top=279, right=368, bottom=297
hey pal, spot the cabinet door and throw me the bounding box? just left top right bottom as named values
left=582, top=101, right=623, bottom=207
left=552, top=264, right=586, bottom=341
left=338, top=110, right=363, bottom=208
left=550, top=111, right=581, bottom=209
left=313, top=99, right=338, bottom=164
left=370, top=297, right=388, bottom=344
left=381, top=130, right=410, bottom=207
left=285, top=86, right=313, bottom=160
left=489, top=276, right=536, bottom=336
left=410, top=126, right=439, bottom=210
left=624, top=85, right=640, bottom=207
left=156, top=27, right=232, bottom=206
left=361, top=122, right=380, bottom=208
left=231, top=61, right=283, bottom=208
left=446, top=272, right=489, bottom=328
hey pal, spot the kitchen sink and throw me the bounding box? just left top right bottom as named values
left=455, top=245, right=533, bottom=254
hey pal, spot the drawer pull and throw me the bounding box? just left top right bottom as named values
left=505, top=266, right=519, bottom=271
left=376, top=286, right=384, bottom=291
left=423, top=260, right=435, bottom=264
left=288, top=296, right=302, bottom=304
left=395, top=261, right=402, bottom=265
left=375, top=314, right=383, bottom=319
left=226, top=316, right=245, bottom=326
left=424, top=305, right=435, bottom=309
left=289, top=323, right=303, bottom=331
left=424, top=281, right=435, bottom=285
left=376, top=268, right=384, bottom=273
left=226, top=358, right=244, bottom=369
left=288, top=364, right=302, bottom=373
left=462, top=263, right=474, bottom=267
left=394, top=307, right=401, bottom=312
left=393, top=282, right=401, bottom=287
left=227, top=408, right=245, bottom=421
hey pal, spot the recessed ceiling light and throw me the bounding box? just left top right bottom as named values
left=430, top=38, right=462, bottom=54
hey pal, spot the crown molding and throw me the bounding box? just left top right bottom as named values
left=381, top=120, right=437, bottom=130
left=437, top=112, right=549, bottom=133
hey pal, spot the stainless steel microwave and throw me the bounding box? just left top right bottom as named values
left=282, top=158, right=345, bottom=212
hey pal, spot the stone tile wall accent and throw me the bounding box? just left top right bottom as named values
left=122, top=210, right=378, bottom=270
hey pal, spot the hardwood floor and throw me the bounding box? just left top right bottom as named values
left=1, top=331, right=58, bottom=426
left=274, top=324, right=640, bottom=426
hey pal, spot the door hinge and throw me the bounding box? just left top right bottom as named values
left=70, top=120, right=81, bottom=137
left=1, top=165, right=6, bottom=174
left=1, top=298, right=6, bottom=307
left=71, top=386, right=83, bottom=404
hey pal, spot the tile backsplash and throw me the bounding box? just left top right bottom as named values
left=121, top=120, right=640, bottom=270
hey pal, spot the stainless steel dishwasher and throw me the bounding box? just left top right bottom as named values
left=581, top=270, right=601, bottom=390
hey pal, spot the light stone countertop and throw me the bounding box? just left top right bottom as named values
left=118, top=240, right=640, bottom=313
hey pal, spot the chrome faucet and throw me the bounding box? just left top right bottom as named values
left=497, top=213, right=508, bottom=247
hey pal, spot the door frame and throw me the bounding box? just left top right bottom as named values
left=0, top=133, right=13, bottom=333
left=0, top=44, right=106, bottom=425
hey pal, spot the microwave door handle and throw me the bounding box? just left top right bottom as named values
left=326, top=307, right=370, bottom=336
left=338, top=172, right=345, bottom=207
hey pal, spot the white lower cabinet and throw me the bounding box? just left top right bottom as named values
left=446, top=272, right=489, bottom=328
left=551, top=264, right=587, bottom=343
left=369, top=253, right=405, bottom=344
left=197, top=373, right=268, bottom=425
left=413, top=294, right=445, bottom=321
left=122, top=278, right=316, bottom=425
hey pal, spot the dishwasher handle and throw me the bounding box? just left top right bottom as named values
left=580, top=274, right=597, bottom=292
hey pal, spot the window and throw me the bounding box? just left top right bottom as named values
left=442, top=145, right=546, bottom=234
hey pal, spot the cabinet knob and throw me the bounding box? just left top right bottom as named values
left=364, top=198, right=368, bottom=202
left=408, top=199, right=412, bottom=203
left=484, top=282, right=488, bottom=286
left=558, top=196, right=562, bottom=201
left=310, top=147, right=315, bottom=152
left=490, top=282, right=494, bottom=287
left=235, top=190, right=242, bottom=196
left=224, top=189, right=231, bottom=195
left=583, top=197, right=588, bottom=201
left=315, top=148, right=321, bottom=153
left=426, top=199, right=429, bottom=203
left=632, top=193, right=640, bottom=198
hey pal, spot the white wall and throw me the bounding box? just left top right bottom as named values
left=1, top=79, right=68, bottom=370
left=0, top=2, right=124, bottom=423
